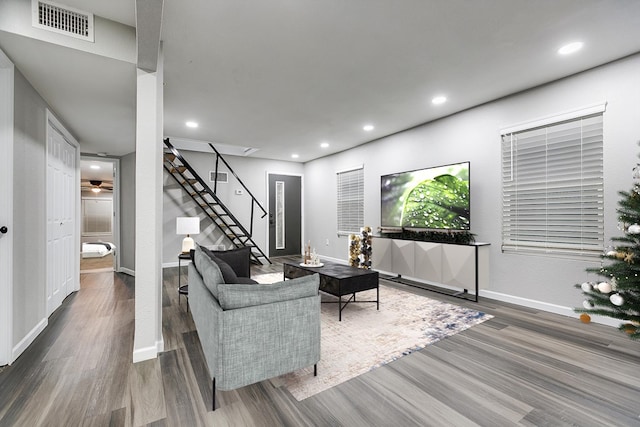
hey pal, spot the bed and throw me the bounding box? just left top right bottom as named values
left=82, top=242, right=116, bottom=258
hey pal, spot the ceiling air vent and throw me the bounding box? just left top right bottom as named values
left=210, top=171, right=228, bottom=183
left=32, top=0, right=94, bottom=42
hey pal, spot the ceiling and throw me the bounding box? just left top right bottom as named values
left=1, top=0, right=640, bottom=162
left=80, top=159, right=114, bottom=182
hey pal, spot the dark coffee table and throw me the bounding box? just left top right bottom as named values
left=283, top=260, right=379, bottom=321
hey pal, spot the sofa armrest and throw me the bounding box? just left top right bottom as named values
left=188, top=262, right=223, bottom=380
left=217, top=294, right=321, bottom=390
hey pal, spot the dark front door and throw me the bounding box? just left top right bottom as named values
left=268, top=174, right=301, bottom=256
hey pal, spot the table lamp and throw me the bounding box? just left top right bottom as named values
left=176, top=217, right=200, bottom=253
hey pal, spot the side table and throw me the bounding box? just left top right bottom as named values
left=178, top=252, right=191, bottom=310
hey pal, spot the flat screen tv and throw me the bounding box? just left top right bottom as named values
left=380, top=161, right=470, bottom=230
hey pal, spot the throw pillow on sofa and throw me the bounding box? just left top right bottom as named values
left=201, top=246, right=252, bottom=278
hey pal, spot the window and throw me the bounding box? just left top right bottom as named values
left=501, top=105, right=605, bottom=258
left=337, top=166, right=364, bottom=235
left=82, top=198, right=112, bottom=235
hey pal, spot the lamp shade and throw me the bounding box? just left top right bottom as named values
left=176, top=217, right=200, bottom=253
left=176, top=217, right=200, bottom=235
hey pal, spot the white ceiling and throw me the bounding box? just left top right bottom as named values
left=1, top=0, right=640, bottom=161
left=80, top=159, right=114, bottom=182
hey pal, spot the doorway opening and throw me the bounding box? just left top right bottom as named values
left=80, top=157, right=120, bottom=273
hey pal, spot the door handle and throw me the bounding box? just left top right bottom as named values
left=0, top=226, right=7, bottom=234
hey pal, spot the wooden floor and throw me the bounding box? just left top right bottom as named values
left=80, top=254, right=115, bottom=272
left=1, top=258, right=639, bottom=426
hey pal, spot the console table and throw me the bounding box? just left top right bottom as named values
left=372, top=237, right=489, bottom=302
left=283, top=260, right=379, bottom=321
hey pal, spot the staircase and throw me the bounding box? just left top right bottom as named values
left=163, top=138, right=271, bottom=265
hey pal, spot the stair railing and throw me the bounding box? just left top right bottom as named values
left=207, top=143, right=268, bottom=237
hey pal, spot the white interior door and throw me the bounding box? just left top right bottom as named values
left=0, top=49, right=14, bottom=365
left=46, top=125, right=76, bottom=316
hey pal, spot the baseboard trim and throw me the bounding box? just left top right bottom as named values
left=479, top=290, right=621, bottom=327
left=319, top=255, right=347, bottom=265
left=12, top=317, right=47, bottom=363
left=132, top=339, right=165, bottom=363
left=119, top=267, right=135, bottom=276
left=133, top=345, right=157, bottom=363
left=162, top=261, right=180, bottom=269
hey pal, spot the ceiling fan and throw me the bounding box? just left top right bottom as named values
left=81, top=179, right=113, bottom=193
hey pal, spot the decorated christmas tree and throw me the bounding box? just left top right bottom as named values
left=576, top=164, right=640, bottom=339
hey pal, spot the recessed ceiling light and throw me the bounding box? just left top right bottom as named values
left=432, top=96, right=447, bottom=105
left=186, top=121, right=199, bottom=128
left=363, top=124, right=374, bottom=131
left=558, top=41, right=583, bottom=55
left=320, top=142, right=330, bottom=148
left=291, top=154, right=299, bottom=159
left=90, top=165, right=100, bottom=170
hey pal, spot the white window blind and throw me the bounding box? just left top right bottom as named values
left=337, top=166, right=364, bottom=234
left=82, top=198, right=113, bottom=235
left=501, top=112, right=604, bottom=258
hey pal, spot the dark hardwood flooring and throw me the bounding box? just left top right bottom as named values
left=1, top=257, right=639, bottom=426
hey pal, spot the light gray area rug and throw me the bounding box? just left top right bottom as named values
left=253, top=272, right=493, bottom=401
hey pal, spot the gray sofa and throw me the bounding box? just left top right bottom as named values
left=189, top=245, right=321, bottom=410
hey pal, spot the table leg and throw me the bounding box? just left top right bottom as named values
left=338, top=281, right=342, bottom=322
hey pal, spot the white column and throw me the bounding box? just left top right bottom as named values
left=133, top=46, right=164, bottom=363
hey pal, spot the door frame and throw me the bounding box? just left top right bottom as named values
left=46, top=109, right=80, bottom=317
left=80, top=155, right=121, bottom=272
left=265, top=171, right=304, bottom=258
left=0, top=49, right=14, bottom=365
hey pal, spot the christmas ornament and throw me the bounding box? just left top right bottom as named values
left=597, top=281, right=612, bottom=293
left=579, top=313, right=591, bottom=323
left=623, top=323, right=636, bottom=335
left=606, top=250, right=617, bottom=257
left=580, top=282, right=592, bottom=292
left=624, top=252, right=635, bottom=263
left=610, top=293, right=624, bottom=306
left=627, top=224, right=640, bottom=234
left=583, top=300, right=594, bottom=309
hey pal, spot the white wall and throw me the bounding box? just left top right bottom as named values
left=12, top=68, right=48, bottom=348
left=0, top=0, right=136, bottom=63
left=303, top=54, right=640, bottom=312
left=162, top=150, right=303, bottom=264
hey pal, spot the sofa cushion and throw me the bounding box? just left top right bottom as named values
left=235, top=276, right=259, bottom=285
left=201, top=246, right=252, bottom=278
left=194, top=245, right=224, bottom=298
left=217, top=274, right=319, bottom=310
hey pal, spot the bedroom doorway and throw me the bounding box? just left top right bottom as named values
left=80, top=156, right=120, bottom=273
